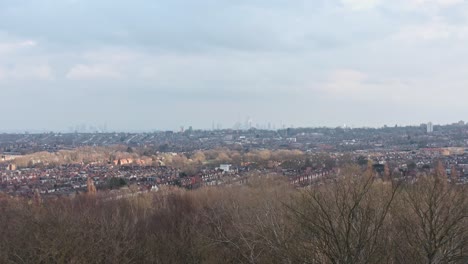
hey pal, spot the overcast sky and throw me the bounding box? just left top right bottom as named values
left=1, top=0, right=468, bottom=132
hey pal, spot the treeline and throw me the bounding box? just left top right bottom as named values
left=13, top=146, right=140, bottom=168
left=0, top=167, right=467, bottom=264
left=12, top=146, right=334, bottom=172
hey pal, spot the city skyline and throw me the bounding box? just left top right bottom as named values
left=0, top=119, right=462, bottom=134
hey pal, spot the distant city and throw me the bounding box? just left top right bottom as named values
left=2, top=119, right=464, bottom=134
left=2, top=119, right=468, bottom=198
left=1, top=121, right=466, bottom=155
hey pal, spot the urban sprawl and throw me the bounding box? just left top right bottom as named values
left=2, top=121, right=468, bottom=199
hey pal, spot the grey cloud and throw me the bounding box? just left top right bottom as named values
left=0, top=0, right=379, bottom=53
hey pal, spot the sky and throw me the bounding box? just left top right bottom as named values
left=1, top=0, right=468, bottom=132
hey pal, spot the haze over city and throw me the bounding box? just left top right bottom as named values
left=2, top=0, right=468, bottom=131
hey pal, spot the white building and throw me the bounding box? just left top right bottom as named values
left=427, top=122, right=434, bottom=133
left=219, top=164, right=232, bottom=172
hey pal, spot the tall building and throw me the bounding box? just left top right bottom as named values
left=427, top=122, right=434, bottom=133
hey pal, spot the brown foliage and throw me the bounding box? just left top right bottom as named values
left=290, top=166, right=400, bottom=264
left=0, top=169, right=467, bottom=264
left=393, top=176, right=468, bottom=264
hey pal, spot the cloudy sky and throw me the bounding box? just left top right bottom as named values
left=1, top=0, right=468, bottom=131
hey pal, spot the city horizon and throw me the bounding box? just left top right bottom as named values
left=0, top=119, right=465, bottom=134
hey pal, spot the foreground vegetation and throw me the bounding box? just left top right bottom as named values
left=0, top=167, right=467, bottom=264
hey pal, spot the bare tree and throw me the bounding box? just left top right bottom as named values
left=290, top=166, right=400, bottom=264
left=394, top=175, right=468, bottom=264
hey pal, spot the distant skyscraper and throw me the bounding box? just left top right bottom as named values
left=246, top=117, right=253, bottom=129
left=427, top=122, right=434, bottom=133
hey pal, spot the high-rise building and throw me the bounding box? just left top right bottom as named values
left=427, top=122, right=433, bottom=133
